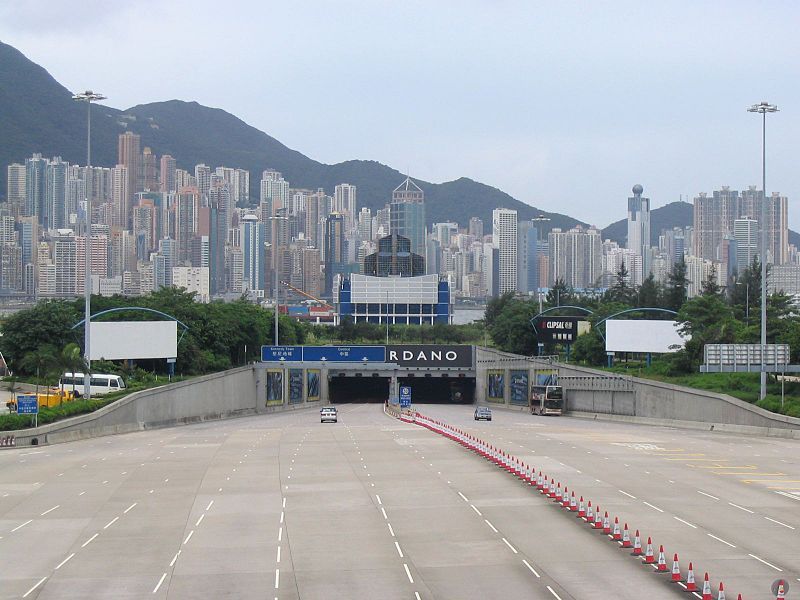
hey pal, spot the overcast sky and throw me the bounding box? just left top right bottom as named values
left=2, top=1, right=799, bottom=229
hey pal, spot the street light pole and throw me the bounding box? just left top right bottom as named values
left=72, top=90, right=106, bottom=401
left=748, top=101, right=778, bottom=401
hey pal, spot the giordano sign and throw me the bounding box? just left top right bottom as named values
left=386, top=345, right=473, bottom=368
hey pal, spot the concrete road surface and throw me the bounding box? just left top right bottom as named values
left=0, top=404, right=797, bottom=599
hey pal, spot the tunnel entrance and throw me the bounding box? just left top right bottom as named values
left=329, top=375, right=390, bottom=403
left=397, top=376, right=475, bottom=404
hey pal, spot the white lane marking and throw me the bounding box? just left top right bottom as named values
left=104, top=517, right=119, bottom=529
left=280, top=511, right=284, bottom=524
left=618, top=490, right=636, bottom=499
left=275, top=568, right=280, bottom=589
left=124, top=502, right=137, bottom=514
left=277, top=546, right=281, bottom=563
left=458, top=492, right=469, bottom=502
left=79, top=491, right=86, bottom=496
left=149, top=490, right=154, bottom=494
left=381, top=507, right=388, bottom=520
left=707, top=533, right=736, bottom=548
left=643, top=502, right=664, bottom=513
left=82, top=533, right=99, bottom=547
left=674, top=517, right=698, bottom=529
left=169, top=551, right=181, bottom=567
left=522, top=559, right=541, bottom=577
left=764, top=516, right=795, bottom=530
left=471, top=504, right=483, bottom=516
left=55, top=553, right=75, bottom=569
left=388, top=523, right=396, bottom=537
left=692, top=592, right=703, bottom=599
left=376, top=494, right=382, bottom=505
left=183, top=530, right=194, bottom=545
left=278, top=527, right=283, bottom=541
left=698, top=490, right=719, bottom=500
left=728, top=502, right=754, bottom=514
left=502, top=537, right=518, bottom=553
left=40, top=505, right=60, bottom=516
left=153, top=572, right=168, bottom=594
left=195, top=514, right=205, bottom=527
left=546, top=585, right=563, bottom=600
left=12, top=519, right=33, bottom=532
left=748, top=553, right=783, bottom=571
left=102, top=480, right=108, bottom=485
left=282, top=498, right=286, bottom=509
left=404, top=563, right=414, bottom=583
left=207, top=500, right=215, bottom=511
left=415, top=593, right=422, bottom=600
left=23, top=577, right=47, bottom=598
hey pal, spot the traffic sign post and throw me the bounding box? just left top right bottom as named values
left=399, top=386, right=412, bottom=408
left=16, top=394, right=39, bottom=428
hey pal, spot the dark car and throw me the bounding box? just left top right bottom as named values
left=474, top=406, right=492, bottom=421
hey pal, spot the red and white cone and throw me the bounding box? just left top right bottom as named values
left=548, top=479, right=556, bottom=498
left=569, top=492, right=578, bottom=512
left=656, top=545, right=667, bottom=572
left=561, top=486, right=570, bottom=508
left=578, top=496, right=586, bottom=517
left=585, top=501, right=594, bottom=523
left=593, top=506, right=603, bottom=529
left=702, top=573, right=712, bottom=600
left=671, top=553, right=680, bottom=582
left=644, top=537, right=655, bottom=564
left=602, top=511, right=611, bottom=534
left=777, top=579, right=786, bottom=599
left=717, top=581, right=725, bottom=600
left=632, top=530, right=642, bottom=556
left=555, top=483, right=563, bottom=503
left=686, top=562, right=696, bottom=591
left=612, top=517, right=621, bottom=540
left=537, top=472, right=544, bottom=490
left=621, top=523, right=631, bottom=548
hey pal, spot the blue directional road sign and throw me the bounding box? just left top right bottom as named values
left=16, top=395, right=38, bottom=414
left=302, top=346, right=386, bottom=363
left=261, top=346, right=303, bottom=362
left=399, top=386, right=412, bottom=408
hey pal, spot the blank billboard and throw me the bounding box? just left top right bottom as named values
left=89, top=321, right=178, bottom=360
left=605, top=320, right=687, bottom=354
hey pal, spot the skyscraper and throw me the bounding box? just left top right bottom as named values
left=549, top=226, right=602, bottom=289
left=260, top=170, right=290, bottom=217
left=141, top=147, right=157, bottom=191
left=733, top=218, right=758, bottom=274
left=160, top=155, right=177, bottom=193
left=240, top=214, right=266, bottom=295
left=45, top=157, right=68, bottom=230
left=492, top=208, right=518, bottom=295
left=324, top=213, right=346, bottom=296
left=194, top=164, right=212, bottom=199
left=25, top=154, right=47, bottom=221
left=516, top=220, right=539, bottom=293
left=118, top=132, right=141, bottom=226
left=110, top=165, right=129, bottom=228
left=7, top=163, right=26, bottom=210
left=627, top=184, right=650, bottom=274
left=334, top=183, right=357, bottom=230
left=390, top=177, right=426, bottom=262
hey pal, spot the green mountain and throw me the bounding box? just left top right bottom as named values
left=601, top=201, right=693, bottom=245
left=0, top=40, right=583, bottom=231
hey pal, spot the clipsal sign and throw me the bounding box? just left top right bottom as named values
left=386, top=345, right=473, bottom=368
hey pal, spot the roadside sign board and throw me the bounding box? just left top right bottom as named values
left=399, top=386, right=412, bottom=407
left=261, top=346, right=303, bottom=362
left=534, top=317, right=580, bottom=343
left=302, top=346, right=386, bottom=362
left=16, top=394, right=38, bottom=414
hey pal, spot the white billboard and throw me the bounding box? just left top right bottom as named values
left=605, top=320, right=687, bottom=354
left=89, top=321, right=178, bottom=361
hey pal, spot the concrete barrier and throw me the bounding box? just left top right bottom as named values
left=6, top=365, right=319, bottom=447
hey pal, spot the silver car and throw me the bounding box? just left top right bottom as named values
left=320, top=406, right=338, bottom=423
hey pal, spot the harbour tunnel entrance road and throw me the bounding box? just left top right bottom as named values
left=1, top=405, right=796, bottom=599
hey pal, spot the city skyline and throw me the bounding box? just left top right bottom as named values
left=1, top=2, right=798, bottom=230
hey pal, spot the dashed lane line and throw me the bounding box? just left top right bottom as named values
left=748, top=553, right=783, bottom=571
left=764, top=516, right=795, bottom=530
left=55, top=553, right=75, bottom=570
left=403, top=563, right=414, bottom=584
left=23, top=577, right=47, bottom=598
left=697, top=490, right=719, bottom=500
left=40, top=505, right=60, bottom=516
left=546, top=585, right=563, bottom=600
left=153, top=572, right=167, bottom=594
left=707, top=533, right=736, bottom=548
left=728, top=502, right=754, bottom=514
left=643, top=502, right=664, bottom=513
left=522, top=559, right=541, bottom=577
left=673, top=517, right=698, bottom=529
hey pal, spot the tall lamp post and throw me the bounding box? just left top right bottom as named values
left=532, top=214, right=550, bottom=305
left=747, top=101, right=778, bottom=401
left=72, top=90, right=106, bottom=400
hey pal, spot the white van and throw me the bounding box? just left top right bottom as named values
left=59, top=373, right=126, bottom=397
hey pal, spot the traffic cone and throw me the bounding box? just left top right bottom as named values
left=777, top=579, right=786, bottom=599
left=593, top=506, right=603, bottom=529
left=717, top=581, right=725, bottom=600
left=569, top=492, right=578, bottom=512
left=686, top=562, right=696, bottom=591
left=537, top=472, right=544, bottom=490
left=671, top=553, right=680, bottom=582
left=702, top=573, right=712, bottom=600
left=577, top=496, right=586, bottom=517
left=632, top=530, right=642, bottom=556
left=548, top=479, right=556, bottom=498
left=612, top=517, right=621, bottom=540
left=656, top=545, right=667, bottom=571
left=621, top=523, right=632, bottom=548
left=561, top=486, right=570, bottom=507
left=644, top=537, right=654, bottom=563
left=555, top=482, right=563, bottom=503
left=602, top=511, right=611, bottom=534
left=585, top=501, right=594, bottom=523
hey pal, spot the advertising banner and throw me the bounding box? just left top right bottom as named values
left=265, top=370, right=283, bottom=406
left=509, top=370, right=529, bottom=406
left=487, top=370, right=505, bottom=402
left=288, top=369, right=304, bottom=404
left=306, top=369, right=320, bottom=401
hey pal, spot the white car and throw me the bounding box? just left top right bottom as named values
left=320, top=406, right=338, bottom=423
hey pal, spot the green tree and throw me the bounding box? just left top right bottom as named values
left=701, top=264, right=722, bottom=297
left=546, top=279, right=574, bottom=307
left=636, top=273, right=662, bottom=309
left=676, top=294, right=738, bottom=370
left=20, top=346, right=60, bottom=396
left=488, top=298, right=538, bottom=355
left=0, top=301, right=81, bottom=373
left=606, top=260, right=633, bottom=304
left=60, top=343, right=87, bottom=398
left=485, top=292, right=515, bottom=329
left=664, top=259, right=689, bottom=312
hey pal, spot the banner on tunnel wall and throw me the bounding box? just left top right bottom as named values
left=307, top=369, right=320, bottom=401
left=266, top=369, right=283, bottom=406
left=289, top=369, right=304, bottom=404
left=487, top=370, right=505, bottom=403
left=509, top=370, right=529, bottom=406
left=534, top=369, right=558, bottom=387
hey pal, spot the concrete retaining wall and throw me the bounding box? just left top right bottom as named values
left=7, top=365, right=318, bottom=447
